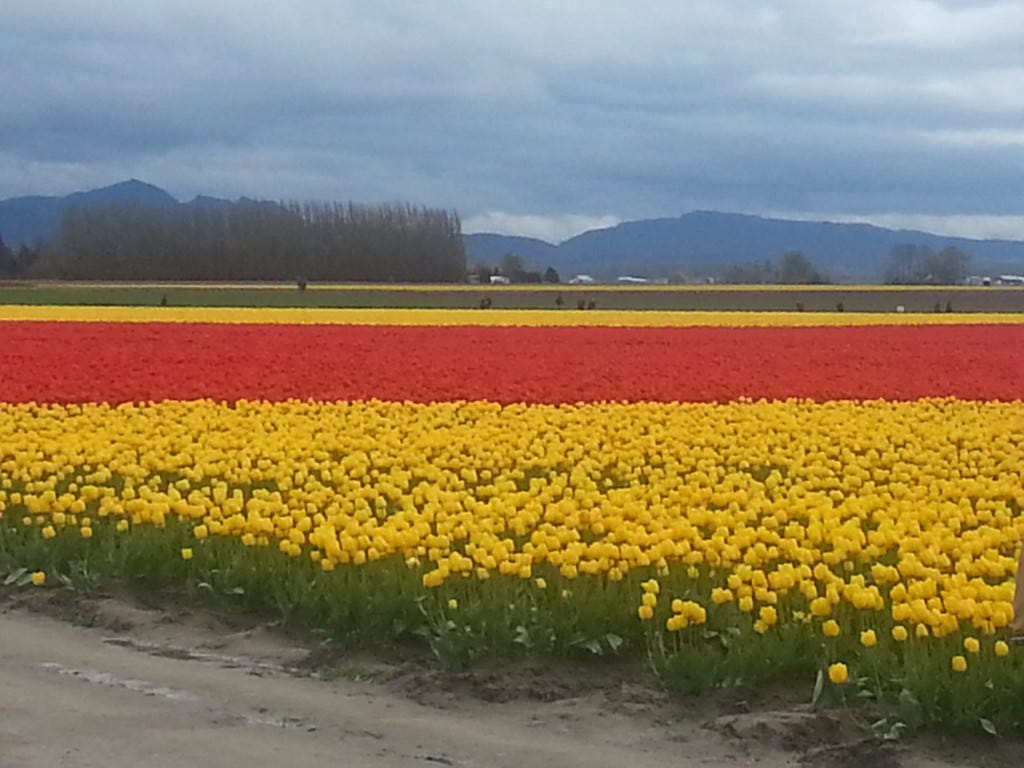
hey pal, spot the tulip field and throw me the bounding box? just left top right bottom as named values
left=1, top=302, right=1023, bottom=732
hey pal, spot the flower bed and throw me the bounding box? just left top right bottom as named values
left=1, top=308, right=1023, bottom=730
left=0, top=321, right=1021, bottom=403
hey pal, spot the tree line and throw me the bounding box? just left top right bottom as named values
left=1, top=199, right=466, bottom=282
left=0, top=213, right=973, bottom=286
left=0, top=234, right=38, bottom=278
left=717, top=251, right=829, bottom=285
left=704, top=244, right=969, bottom=285
left=883, top=244, right=968, bottom=285
left=470, top=253, right=561, bottom=284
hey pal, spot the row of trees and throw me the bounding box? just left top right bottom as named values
left=0, top=218, right=972, bottom=285
left=717, top=251, right=829, bottom=285
left=883, top=244, right=969, bottom=285
left=0, top=235, right=40, bottom=278
left=470, top=253, right=560, bottom=284
left=718, top=245, right=970, bottom=286
left=11, top=200, right=466, bottom=282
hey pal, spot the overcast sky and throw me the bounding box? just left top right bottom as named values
left=3, top=1, right=1024, bottom=242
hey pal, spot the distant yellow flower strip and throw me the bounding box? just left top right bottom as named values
left=1, top=304, right=1022, bottom=327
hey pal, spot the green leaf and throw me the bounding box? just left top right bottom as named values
left=604, top=633, right=624, bottom=653
left=896, top=688, right=924, bottom=728
left=897, top=687, right=920, bottom=710
left=979, top=718, right=997, bottom=737
left=811, top=669, right=824, bottom=706
left=882, top=721, right=906, bottom=741
left=3, top=567, right=28, bottom=586
left=512, top=625, right=531, bottom=647
left=703, top=627, right=734, bottom=649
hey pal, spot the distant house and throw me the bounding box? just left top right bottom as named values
left=489, top=275, right=511, bottom=285
left=998, top=274, right=1024, bottom=285
left=568, top=274, right=595, bottom=284
left=617, top=275, right=649, bottom=284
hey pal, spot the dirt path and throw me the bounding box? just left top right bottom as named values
left=0, top=592, right=1011, bottom=768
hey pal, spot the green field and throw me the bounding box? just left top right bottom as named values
left=0, top=282, right=1022, bottom=312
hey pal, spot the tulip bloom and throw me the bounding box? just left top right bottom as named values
left=828, top=663, right=849, bottom=684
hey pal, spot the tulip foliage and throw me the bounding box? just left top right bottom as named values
left=1, top=307, right=1023, bottom=730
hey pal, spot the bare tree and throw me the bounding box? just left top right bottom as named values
left=37, top=199, right=466, bottom=282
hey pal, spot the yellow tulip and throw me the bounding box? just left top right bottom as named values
left=641, top=579, right=660, bottom=595
left=828, top=663, right=848, bottom=684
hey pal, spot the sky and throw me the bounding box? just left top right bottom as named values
left=3, top=1, right=1024, bottom=243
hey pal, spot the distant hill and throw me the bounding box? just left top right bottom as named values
left=460, top=233, right=558, bottom=265
left=467, top=211, right=1024, bottom=282
left=5, top=181, right=1024, bottom=282
left=0, top=180, right=179, bottom=247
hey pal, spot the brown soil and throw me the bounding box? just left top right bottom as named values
left=0, top=585, right=1019, bottom=768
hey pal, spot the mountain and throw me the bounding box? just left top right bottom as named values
left=466, top=210, right=1024, bottom=281
left=5, top=180, right=1024, bottom=281
left=0, top=179, right=179, bottom=247
left=64, top=178, right=178, bottom=208
left=459, top=233, right=558, bottom=265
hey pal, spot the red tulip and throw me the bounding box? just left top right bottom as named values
left=0, top=321, right=1020, bottom=404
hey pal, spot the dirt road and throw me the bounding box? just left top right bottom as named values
left=0, top=593, right=1009, bottom=768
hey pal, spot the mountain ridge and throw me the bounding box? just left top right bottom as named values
left=4, top=181, right=1024, bottom=281
left=0, top=180, right=182, bottom=247
left=466, top=210, right=1024, bottom=281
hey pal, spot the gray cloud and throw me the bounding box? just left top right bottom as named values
left=3, top=1, right=1024, bottom=241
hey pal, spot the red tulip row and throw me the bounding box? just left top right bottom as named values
left=1, top=321, right=1020, bottom=404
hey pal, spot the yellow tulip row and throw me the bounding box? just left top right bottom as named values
left=2, top=397, right=1021, bottom=640
left=1, top=305, right=1022, bottom=326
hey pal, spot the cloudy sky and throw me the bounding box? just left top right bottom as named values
left=3, top=1, right=1024, bottom=242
